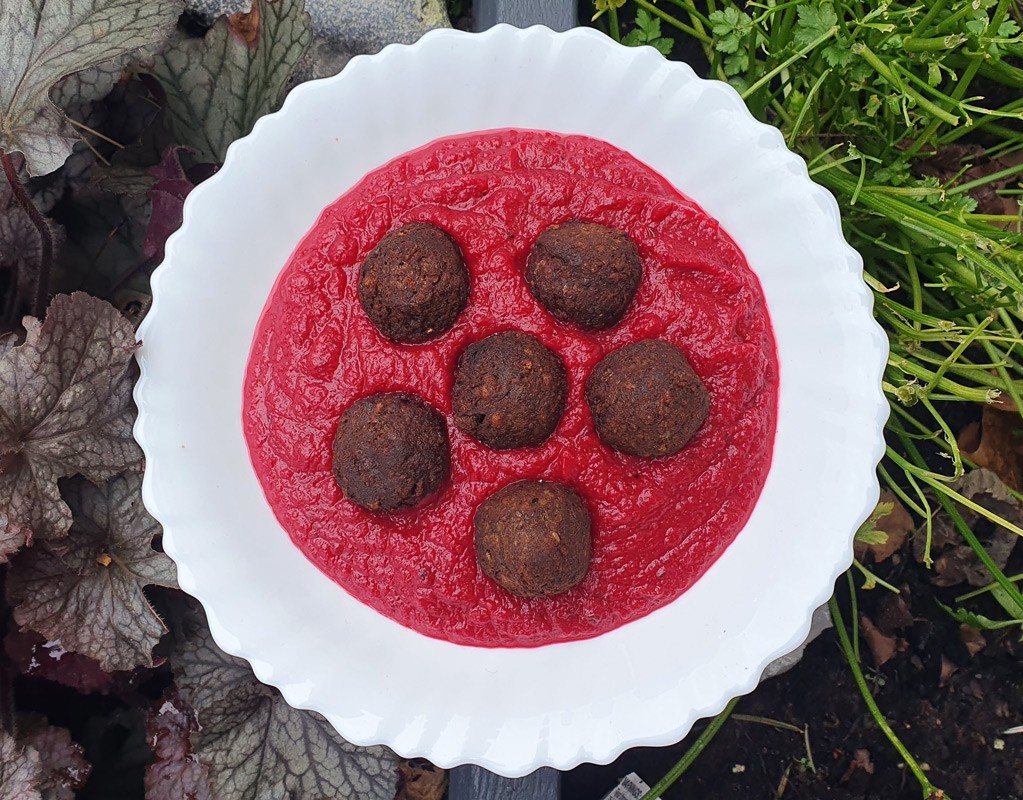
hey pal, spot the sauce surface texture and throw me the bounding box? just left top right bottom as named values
left=243, top=129, right=779, bottom=646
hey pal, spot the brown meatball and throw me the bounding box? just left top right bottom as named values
left=585, top=339, right=709, bottom=458
left=358, top=222, right=470, bottom=343
left=526, top=220, right=642, bottom=330
left=332, top=392, right=449, bottom=512
left=474, top=481, right=591, bottom=597
left=452, top=331, right=568, bottom=450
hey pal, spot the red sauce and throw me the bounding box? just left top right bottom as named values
left=244, top=130, right=778, bottom=647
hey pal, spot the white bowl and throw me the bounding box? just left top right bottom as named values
left=134, top=24, right=889, bottom=777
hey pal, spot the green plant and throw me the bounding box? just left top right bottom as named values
left=0, top=1, right=402, bottom=796
left=598, top=0, right=1023, bottom=797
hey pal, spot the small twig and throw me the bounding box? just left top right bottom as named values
left=732, top=713, right=803, bottom=734
left=644, top=697, right=739, bottom=799
left=776, top=764, right=791, bottom=798
left=1, top=151, right=52, bottom=318
left=76, top=134, right=111, bottom=167
left=803, top=725, right=816, bottom=774
left=66, top=117, right=125, bottom=149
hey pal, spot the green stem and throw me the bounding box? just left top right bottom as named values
left=947, top=161, right=1023, bottom=196
left=829, top=595, right=945, bottom=799
left=902, top=34, right=968, bottom=52
left=644, top=697, right=739, bottom=799
left=659, top=0, right=713, bottom=28
left=957, top=572, right=1023, bottom=603
left=742, top=26, right=838, bottom=100
left=786, top=67, right=831, bottom=148
left=914, top=0, right=951, bottom=37
left=634, top=0, right=711, bottom=44
left=818, top=168, right=1023, bottom=293
left=852, top=558, right=902, bottom=593
left=887, top=353, right=997, bottom=403
left=608, top=5, right=621, bottom=41
left=847, top=572, right=861, bottom=663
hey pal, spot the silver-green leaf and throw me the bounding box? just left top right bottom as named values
left=175, top=619, right=399, bottom=800
left=0, top=0, right=181, bottom=175
left=6, top=472, right=176, bottom=671
left=152, top=0, right=312, bottom=164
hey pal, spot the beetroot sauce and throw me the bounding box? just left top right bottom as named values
left=243, top=130, right=778, bottom=647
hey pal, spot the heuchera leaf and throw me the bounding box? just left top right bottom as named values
left=0, top=292, right=142, bottom=556
left=145, top=690, right=215, bottom=800
left=152, top=0, right=313, bottom=164
left=143, top=146, right=196, bottom=264
left=0, top=0, right=181, bottom=176
left=17, top=717, right=92, bottom=800
left=1, top=174, right=41, bottom=302
left=0, top=728, right=44, bottom=800
left=3, top=629, right=115, bottom=694
left=175, top=619, right=399, bottom=800
left=50, top=187, right=150, bottom=297
left=7, top=472, right=177, bottom=671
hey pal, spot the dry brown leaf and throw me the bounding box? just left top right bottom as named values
left=874, top=593, right=914, bottom=635
left=395, top=759, right=447, bottom=800
left=959, top=624, right=986, bottom=658
left=854, top=491, right=914, bottom=563
left=840, top=749, right=875, bottom=783
left=912, top=469, right=1021, bottom=587
left=940, top=655, right=959, bottom=688
left=228, top=3, right=261, bottom=46
left=860, top=615, right=899, bottom=668
left=959, top=405, right=1023, bottom=492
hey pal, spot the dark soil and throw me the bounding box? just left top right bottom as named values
left=565, top=543, right=1023, bottom=800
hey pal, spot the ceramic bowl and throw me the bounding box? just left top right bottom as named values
left=134, top=24, right=889, bottom=777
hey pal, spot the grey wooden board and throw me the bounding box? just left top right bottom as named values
left=449, top=766, right=562, bottom=799
left=448, top=2, right=575, bottom=798
left=474, top=0, right=578, bottom=31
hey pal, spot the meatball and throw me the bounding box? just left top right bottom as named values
left=585, top=339, right=709, bottom=458
left=452, top=331, right=567, bottom=450
left=332, top=392, right=449, bottom=512
left=358, top=222, right=470, bottom=343
left=526, top=220, right=642, bottom=330
left=474, top=481, right=591, bottom=597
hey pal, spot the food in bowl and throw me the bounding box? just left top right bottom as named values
left=474, top=480, right=592, bottom=598
left=452, top=330, right=568, bottom=450
left=243, top=128, right=778, bottom=647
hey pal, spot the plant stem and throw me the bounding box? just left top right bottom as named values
left=742, top=26, right=838, bottom=101
left=634, top=0, right=712, bottom=44
left=1, top=151, right=52, bottom=318
left=644, top=697, right=739, bottom=799
left=829, top=596, right=945, bottom=799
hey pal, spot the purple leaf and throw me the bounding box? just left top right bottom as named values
left=18, top=717, right=92, bottom=800
left=142, top=146, right=195, bottom=264
left=7, top=472, right=177, bottom=671
left=0, top=293, right=142, bottom=557
left=144, top=690, right=214, bottom=800
left=3, top=629, right=114, bottom=694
